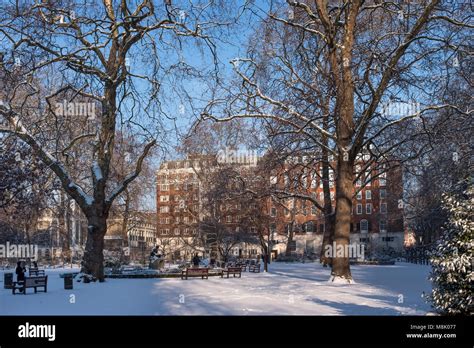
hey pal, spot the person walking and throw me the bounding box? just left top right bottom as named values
left=192, top=254, right=200, bottom=267
left=15, top=261, right=25, bottom=282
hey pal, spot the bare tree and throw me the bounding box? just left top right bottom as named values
left=202, top=0, right=472, bottom=282
left=0, top=0, right=232, bottom=280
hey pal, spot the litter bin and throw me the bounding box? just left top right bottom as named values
left=64, top=274, right=73, bottom=290
left=4, top=273, right=13, bottom=289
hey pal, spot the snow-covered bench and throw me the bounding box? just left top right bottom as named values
left=12, top=276, right=48, bottom=294
left=248, top=264, right=261, bottom=273
left=181, top=268, right=209, bottom=280
left=29, top=268, right=45, bottom=277
left=221, top=267, right=242, bottom=278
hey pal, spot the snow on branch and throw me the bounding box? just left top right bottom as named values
left=0, top=104, right=94, bottom=208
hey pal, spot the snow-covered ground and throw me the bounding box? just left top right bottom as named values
left=0, top=262, right=432, bottom=315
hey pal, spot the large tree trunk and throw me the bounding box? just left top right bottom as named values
left=330, top=157, right=354, bottom=282
left=320, top=212, right=334, bottom=266
left=81, top=217, right=107, bottom=281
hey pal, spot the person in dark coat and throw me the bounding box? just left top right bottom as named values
left=192, top=254, right=200, bottom=267
left=15, top=261, right=25, bottom=282
left=32, top=261, right=38, bottom=268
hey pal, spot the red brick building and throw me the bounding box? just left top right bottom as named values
left=156, top=154, right=405, bottom=260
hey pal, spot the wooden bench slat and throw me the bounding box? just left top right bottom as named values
left=181, top=268, right=209, bottom=280
left=12, top=276, right=48, bottom=295
left=221, top=267, right=242, bottom=278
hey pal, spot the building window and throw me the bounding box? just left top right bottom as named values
left=380, top=189, right=386, bottom=200
left=311, top=205, right=317, bottom=215
left=365, top=170, right=372, bottom=186
left=360, top=237, right=369, bottom=243
left=356, top=204, right=362, bottom=215
left=311, top=176, right=317, bottom=188
left=175, top=216, right=180, bottom=223
left=330, top=192, right=335, bottom=201
left=365, top=190, right=372, bottom=200
left=165, top=217, right=170, bottom=224
left=160, top=184, right=169, bottom=191
left=329, top=169, right=334, bottom=188
left=284, top=173, right=290, bottom=188
left=174, top=228, right=180, bottom=235
left=160, top=195, right=169, bottom=202
left=270, top=224, right=276, bottom=234
left=319, top=192, right=324, bottom=202
left=380, top=203, right=387, bottom=214
left=270, top=175, right=278, bottom=185
left=270, top=207, right=277, bottom=217
left=355, top=165, right=361, bottom=187
left=379, top=220, right=387, bottom=232
left=306, top=221, right=314, bottom=233
left=379, top=172, right=386, bottom=186
left=183, top=216, right=189, bottom=224
left=159, top=206, right=169, bottom=213
left=356, top=191, right=362, bottom=200
left=360, top=219, right=368, bottom=233
left=226, top=215, right=232, bottom=223
left=366, top=203, right=372, bottom=214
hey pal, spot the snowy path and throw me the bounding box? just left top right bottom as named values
left=0, top=262, right=432, bottom=315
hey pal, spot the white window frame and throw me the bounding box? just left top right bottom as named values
left=379, top=220, right=387, bottom=233
left=271, top=207, right=277, bottom=217
left=360, top=219, right=368, bottom=233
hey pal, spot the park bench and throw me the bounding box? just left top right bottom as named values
left=238, top=264, right=247, bottom=272
left=12, top=276, right=48, bottom=294
left=181, top=267, right=209, bottom=280
left=29, top=268, right=45, bottom=277
left=248, top=264, right=261, bottom=273
left=221, top=266, right=242, bottom=278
